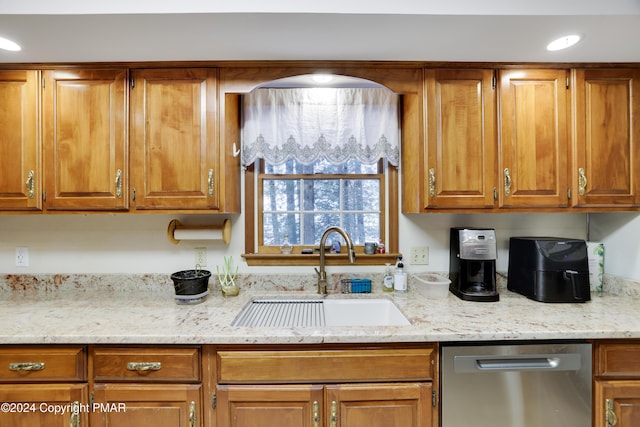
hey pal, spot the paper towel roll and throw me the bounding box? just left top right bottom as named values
left=174, top=228, right=224, bottom=241
left=167, top=218, right=232, bottom=244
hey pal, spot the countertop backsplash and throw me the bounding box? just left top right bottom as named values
left=0, top=272, right=637, bottom=298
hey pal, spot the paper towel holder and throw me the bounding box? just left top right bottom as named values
left=167, top=219, right=232, bottom=245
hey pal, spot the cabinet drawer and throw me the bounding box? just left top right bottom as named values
left=598, top=343, right=640, bottom=377
left=218, top=347, right=434, bottom=384
left=92, top=346, right=200, bottom=382
left=0, top=346, right=86, bottom=382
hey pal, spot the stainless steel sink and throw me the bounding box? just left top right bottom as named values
left=232, top=298, right=410, bottom=327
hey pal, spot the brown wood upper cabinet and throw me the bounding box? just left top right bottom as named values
left=130, top=68, right=221, bottom=211
left=498, top=69, right=571, bottom=209
left=0, top=70, right=41, bottom=211
left=573, top=69, right=640, bottom=208
left=43, top=69, right=129, bottom=210
left=424, top=69, right=497, bottom=209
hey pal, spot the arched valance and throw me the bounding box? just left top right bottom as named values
left=242, top=87, right=399, bottom=166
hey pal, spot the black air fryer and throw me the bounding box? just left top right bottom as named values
left=507, top=237, right=590, bottom=303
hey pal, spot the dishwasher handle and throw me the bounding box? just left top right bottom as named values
left=454, top=353, right=582, bottom=373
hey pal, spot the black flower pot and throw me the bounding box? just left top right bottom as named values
left=170, top=269, right=211, bottom=304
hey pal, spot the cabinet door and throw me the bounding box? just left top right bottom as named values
left=217, top=384, right=324, bottom=427
left=595, top=380, right=640, bottom=427
left=573, top=69, right=640, bottom=207
left=0, top=383, right=88, bottom=427
left=499, top=69, right=570, bottom=208
left=326, top=383, right=432, bottom=427
left=0, top=70, right=41, bottom=210
left=92, top=383, right=201, bottom=427
left=130, top=68, right=219, bottom=210
left=43, top=69, right=128, bottom=210
left=425, top=69, right=497, bottom=208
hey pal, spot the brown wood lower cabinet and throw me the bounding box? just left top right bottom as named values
left=217, top=384, right=323, bottom=427
left=0, top=346, right=88, bottom=427
left=90, top=346, right=203, bottom=427
left=214, top=345, right=436, bottom=427
left=595, top=381, right=640, bottom=427
left=92, top=383, right=201, bottom=427
left=595, top=342, right=640, bottom=427
left=217, top=382, right=431, bottom=427
left=0, top=384, right=88, bottom=427
left=326, top=383, right=432, bottom=427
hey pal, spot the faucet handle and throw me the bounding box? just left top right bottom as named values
left=348, top=248, right=356, bottom=263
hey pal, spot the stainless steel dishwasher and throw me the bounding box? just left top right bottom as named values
left=441, top=342, right=592, bottom=427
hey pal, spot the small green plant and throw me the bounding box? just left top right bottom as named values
left=217, top=256, right=239, bottom=296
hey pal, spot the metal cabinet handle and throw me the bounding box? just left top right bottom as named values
left=207, top=169, right=214, bottom=197
left=330, top=401, right=337, bottom=427
left=70, top=401, right=80, bottom=427
left=504, top=168, right=512, bottom=196
left=25, top=170, right=35, bottom=199
left=606, top=398, right=618, bottom=427
left=126, top=362, right=161, bottom=372
left=115, top=169, right=123, bottom=198
left=578, top=167, right=587, bottom=196
left=312, top=401, right=320, bottom=427
left=189, top=401, right=196, bottom=427
left=428, top=167, right=436, bottom=197
left=9, top=362, right=45, bottom=371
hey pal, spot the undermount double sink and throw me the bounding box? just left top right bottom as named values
left=232, top=297, right=411, bottom=327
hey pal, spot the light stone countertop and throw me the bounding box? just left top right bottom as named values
left=0, top=273, right=639, bottom=345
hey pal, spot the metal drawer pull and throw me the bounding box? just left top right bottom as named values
left=578, top=167, right=587, bottom=196
left=115, top=169, right=123, bottom=198
left=9, top=362, right=45, bottom=371
left=330, top=401, right=337, bottom=427
left=207, top=169, right=214, bottom=197
left=504, top=168, right=512, bottom=196
left=70, top=401, right=80, bottom=427
left=312, top=401, right=320, bottom=427
left=126, top=362, right=162, bottom=372
left=606, top=398, right=618, bottom=427
left=26, top=170, right=35, bottom=199
left=428, top=167, right=436, bottom=197
left=189, top=401, right=196, bottom=427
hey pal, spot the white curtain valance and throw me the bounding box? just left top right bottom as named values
left=242, top=87, right=399, bottom=166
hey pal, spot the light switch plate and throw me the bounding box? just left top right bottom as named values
left=410, top=246, right=429, bottom=265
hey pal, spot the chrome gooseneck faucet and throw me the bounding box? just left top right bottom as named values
left=315, top=226, right=356, bottom=294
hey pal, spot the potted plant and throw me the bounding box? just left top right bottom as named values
left=217, top=256, right=239, bottom=296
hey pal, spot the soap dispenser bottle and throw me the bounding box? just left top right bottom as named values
left=382, top=263, right=394, bottom=292
left=394, top=256, right=407, bottom=292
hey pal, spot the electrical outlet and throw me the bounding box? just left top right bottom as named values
left=194, top=247, right=207, bottom=267
left=410, top=246, right=429, bottom=265
left=16, top=247, right=29, bottom=267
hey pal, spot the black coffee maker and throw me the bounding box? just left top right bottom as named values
left=449, top=227, right=499, bottom=302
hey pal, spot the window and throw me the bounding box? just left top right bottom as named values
left=241, top=82, right=400, bottom=265
left=260, top=158, right=385, bottom=249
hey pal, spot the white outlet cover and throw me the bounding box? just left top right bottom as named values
left=16, top=247, right=29, bottom=267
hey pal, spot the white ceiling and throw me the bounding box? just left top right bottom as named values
left=1, top=0, right=639, bottom=64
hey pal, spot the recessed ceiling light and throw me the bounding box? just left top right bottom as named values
left=0, top=36, right=21, bottom=52
left=312, top=74, right=333, bottom=84
left=547, top=35, right=581, bottom=52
